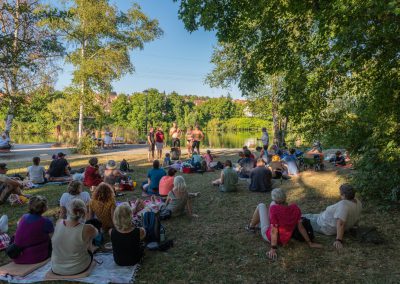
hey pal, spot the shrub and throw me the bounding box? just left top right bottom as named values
left=75, top=136, right=98, bottom=155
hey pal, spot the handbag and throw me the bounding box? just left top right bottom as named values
left=291, top=217, right=315, bottom=242
left=6, top=236, right=48, bottom=259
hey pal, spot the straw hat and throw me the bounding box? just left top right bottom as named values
left=106, top=160, right=117, bottom=170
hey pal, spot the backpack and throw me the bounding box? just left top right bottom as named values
left=171, top=147, right=180, bottom=160
left=143, top=211, right=161, bottom=243
left=291, top=217, right=315, bottom=242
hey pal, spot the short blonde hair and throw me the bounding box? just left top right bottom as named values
left=29, top=196, right=48, bottom=215
left=271, top=188, right=287, bottom=204
left=113, top=203, right=133, bottom=232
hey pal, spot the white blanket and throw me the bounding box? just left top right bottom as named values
left=0, top=253, right=139, bottom=284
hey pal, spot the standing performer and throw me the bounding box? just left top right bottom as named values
left=169, top=122, right=181, bottom=148
left=191, top=125, right=204, bottom=154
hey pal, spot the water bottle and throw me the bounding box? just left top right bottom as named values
left=160, top=226, right=165, bottom=242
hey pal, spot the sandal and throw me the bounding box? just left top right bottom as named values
left=245, top=225, right=256, bottom=233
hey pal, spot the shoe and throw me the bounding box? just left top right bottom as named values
left=245, top=225, right=256, bottom=233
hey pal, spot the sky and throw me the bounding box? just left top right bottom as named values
left=54, top=0, right=242, bottom=99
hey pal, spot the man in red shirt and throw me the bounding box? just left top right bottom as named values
left=245, top=188, right=322, bottom=259
left=155, top=127, right=165, bottom=159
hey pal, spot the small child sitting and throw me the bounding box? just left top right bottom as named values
left=163, top=153, right=172, bottom=167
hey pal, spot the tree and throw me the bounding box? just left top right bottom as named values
left=176, top=0, right=400, bottom=201
left=45, top=0, right=162, bottom=139
left=110, top=94, right=131, bottom=127
left=0, top=0, right=63, bottom=134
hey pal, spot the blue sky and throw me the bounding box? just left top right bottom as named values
left=55, top=0, right=242, bottom=98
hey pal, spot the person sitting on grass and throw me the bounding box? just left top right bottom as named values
left=89, top=183, right=116, bottom=232
left=242, top=146, right=255, bottom=159
left=332, top=151, right=346, bottom=166
left=11, top=196, right=54, bottom=264
left=159, top=168, right=177, bottom=198
left=191, top=151, right=202, bottom=168
left=268, top=155, right=289, bottom=179
left=59, top=181, right=91, bottom=219
left=83, top=157, right=103, bottom=191
left=238, top=150, right=255, bottom=179
left=110, top=203, right=145, bottom=266
left=237, top=151, right=245, bottom=164
left=47, top=152, right=72, bottom=182
left=27, top=157, right=47, bottom=184
left=158, top=176, right=198, bottom=218
left=212, top=160, right=239, bottom=192
left=103, top=160, right=125, bottom=189
left=163, top=152, right=172, bottom=167
left=203, top=150, right=215, bottom=170
left=51, top=199, right=98, bottom=276
left=245, top=188, right=322, bottom=260
left=249, top=159, right=276, bottom=192
left=142, top=160, right=166, bottom=196
left=282, top=148, right=299, bottom=175
left=302, top=184, right=362, bottom=249
left=0, top=163, right=23, bottom=205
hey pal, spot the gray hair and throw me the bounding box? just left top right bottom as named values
left=271, top=188, right=287, bottom=204
left=340, top=184, right=355, bottom=200
left=67, top=199, right=87, bottom=221
left=173, top=176, right=187, bottom=193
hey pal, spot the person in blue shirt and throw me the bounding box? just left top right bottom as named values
left=282, top=148, right=299, bottom=175
left=142, top=160, right=166, bottom=195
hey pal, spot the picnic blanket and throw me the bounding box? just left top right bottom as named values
left=0, top=253, right=139, bottom=284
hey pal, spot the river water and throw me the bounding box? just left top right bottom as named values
left=10, top=130, right=268, bottom=149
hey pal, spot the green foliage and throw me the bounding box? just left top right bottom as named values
left=75, top=135, right=98, bottom=155
left=176, top=0, right=400, bottom=202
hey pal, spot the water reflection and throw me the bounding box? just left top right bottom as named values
left=10, top=130, right=263, bottom=149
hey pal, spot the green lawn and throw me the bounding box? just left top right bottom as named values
left=1, top=151, right=399, bottom=283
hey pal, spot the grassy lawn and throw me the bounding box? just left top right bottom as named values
left=1, top=150, right=399, bottom=283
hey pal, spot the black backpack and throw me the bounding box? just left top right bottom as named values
left=291, top=217, right=315, bottom=242
left=143, top=211, right=161, bottom=243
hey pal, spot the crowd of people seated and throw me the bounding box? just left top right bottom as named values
left=0, top=127, right=362, bottom=275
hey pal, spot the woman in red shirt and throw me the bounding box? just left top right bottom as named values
left=83, top=157, right=102, bottom=191
left=245, top=188, right=322, bottom=260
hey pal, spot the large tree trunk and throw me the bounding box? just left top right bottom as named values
left=271, top=75, right=280, bottom=146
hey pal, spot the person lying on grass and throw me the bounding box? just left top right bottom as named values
left=0, top=163, right=24, bottom=205
left=246, top=188, right=322, bottom=260
left=302, top=184, right=362, bottom=249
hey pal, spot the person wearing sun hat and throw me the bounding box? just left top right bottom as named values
left=0, top=163, right=23, bottom=204
left=47, top=152, right=72, bottom=182
left=103, top=160, right=125, bottom=187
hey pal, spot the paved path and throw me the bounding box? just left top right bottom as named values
left=0, top=144, right=150, bottom=162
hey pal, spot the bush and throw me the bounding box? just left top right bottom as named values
left=352, top=142, right=400, bottom=203
left=75, top=136, right=98, bottom=155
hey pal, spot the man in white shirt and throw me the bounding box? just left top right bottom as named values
left=259, top=127, right=269, bottom=149
left=303, top=184, right=362, bottom=249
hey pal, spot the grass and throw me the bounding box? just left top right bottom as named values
left=1, top=150, right=400, bottom=283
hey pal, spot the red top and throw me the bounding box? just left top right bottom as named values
left=84, top=166, right=102, bottom=187
left=155, top=131, right=164, bottom=143
left=266, top=204, right=301, bottom=245
left=159, top=176, right=174, bottom=196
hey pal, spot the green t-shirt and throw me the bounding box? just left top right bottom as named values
left=220, top=167, right=238, bottom=192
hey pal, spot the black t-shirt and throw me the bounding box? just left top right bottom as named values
left=249, top=166, right=272, bottom=192
left=148, top=132, right=155, bottom=144
left=48, top=158, right=69, bottom=177
left=111, top=228, right=143, bottom=266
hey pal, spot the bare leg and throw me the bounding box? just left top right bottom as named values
left=212, top=178, right=222, bottom=186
